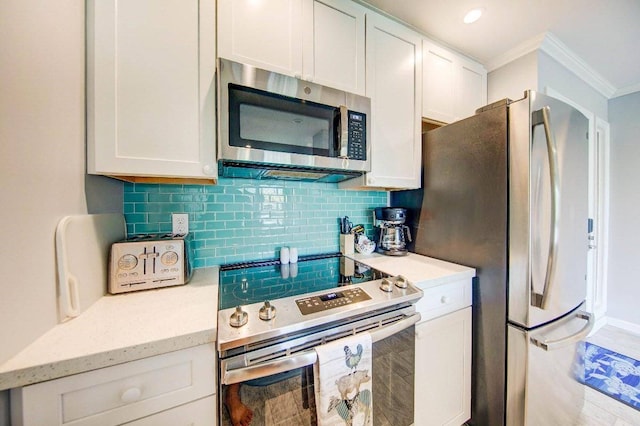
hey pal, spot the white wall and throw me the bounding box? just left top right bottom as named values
left=607, top=92, right=640, bottom=326
left=538, top=51, right=609, bottom=120
left=0, top=0, right=85, bottom=365
left=0, top=0, right=122, bottom=418
left=488, top=50, right=610, bottom=123
left=0, top=0, right=121, bottom=368
left=487, top=51, right=538, bottom=103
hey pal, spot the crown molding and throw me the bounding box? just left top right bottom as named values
left=539, top=33, right=617, bottom=99
left=484, top=33, right=546, bottom=72
left=613, top=82, right=640, bottom=99
left=486, top=32, right=622, bottom=99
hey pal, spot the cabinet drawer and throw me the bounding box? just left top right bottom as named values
left=122, top=395, right=216, bottom=426
left=415, top=278, right=472, bottom=322
left=11, top=344, right=216, bottom=426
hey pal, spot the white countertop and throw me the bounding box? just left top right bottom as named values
left=349, top=252, right=475, bottom=289
left=0, top=267, right=218, bottom=391
left=0, top=253, right=474, bottom=391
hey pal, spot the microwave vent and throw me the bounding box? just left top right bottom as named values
left=219, top=160, right=361, bottom=183
left=263, top=169, right=329, bottom=180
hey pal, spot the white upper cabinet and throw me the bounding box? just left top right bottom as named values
left=422, top=40, right=456, bottom=123
left=218, top=0, right=303, bottom=77
left=422, top=38, right=487, bottom=124
left=340, top=11, right=422, bottom=190
left=87, top=0, right=217, bottom=183
left=218, top=0, right=366, bottom=95
left=302, top=0, right=366, bottom=94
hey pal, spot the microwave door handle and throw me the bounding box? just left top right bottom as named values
left=339, top=105, right=349, bottom=158
left=531, top=106, right=560, bottom=310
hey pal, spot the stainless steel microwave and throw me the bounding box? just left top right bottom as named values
left=217, top=58, right=371, bottom=182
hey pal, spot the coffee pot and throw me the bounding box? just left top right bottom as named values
left=373, top=207, right=412, bottom=256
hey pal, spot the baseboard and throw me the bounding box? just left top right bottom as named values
left=604, top=316, right=640, bottom=336
left=588, top=315, right=608, bottom=337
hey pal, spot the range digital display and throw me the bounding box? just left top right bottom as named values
left=320, top=292, right=344, bottom=302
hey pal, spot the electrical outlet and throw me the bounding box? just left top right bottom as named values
left=172, top=213, right=189, bottom=235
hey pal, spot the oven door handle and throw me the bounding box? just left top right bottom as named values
left=221, top=313, right=421, bottom=385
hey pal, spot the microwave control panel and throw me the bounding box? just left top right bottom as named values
left=347, top=111, right=366, bottom=160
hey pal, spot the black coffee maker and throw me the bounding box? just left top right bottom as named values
left=374, top=207, right=412, bottom=256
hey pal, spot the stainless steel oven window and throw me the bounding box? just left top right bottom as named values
left=219, top=326, right=415, bottom=426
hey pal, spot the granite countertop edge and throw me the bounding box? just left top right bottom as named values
left=0, top=330, right=216, bottom=391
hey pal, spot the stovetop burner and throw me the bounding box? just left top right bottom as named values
left=217, top=253, right=388, bottom=310
left=217, top=253, right=424, bottom=355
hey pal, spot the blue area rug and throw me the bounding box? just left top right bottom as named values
left=580, top=342, right=640, bottom=411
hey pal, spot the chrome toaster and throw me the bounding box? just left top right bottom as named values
left=109, top=233, right=193, bottom=294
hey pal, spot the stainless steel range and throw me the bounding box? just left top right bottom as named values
left=216, top=253, right=423, bottom=425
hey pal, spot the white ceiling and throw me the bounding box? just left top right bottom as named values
left=360, top=0, right=640, bottom=98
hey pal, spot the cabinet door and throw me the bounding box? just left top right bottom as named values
left=342, top=12, right=422, bottom=190
left=415, top=307, right=471, bottom=426
left=422, top=39, right=487, bottom=124
left=123, top=395, right=216, bottom=426
left=422, top=39, right=456, bottom=124
left=87, top=0, right=217, bottom=181
left=10, top=344, right=216, bottom=426
left=218, top=0, right=303, bottom=77
left=456, top=57, right=487, bottom=120
left=302, top=0, right=366, bottom=95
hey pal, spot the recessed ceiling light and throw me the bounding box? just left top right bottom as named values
left=463, top=8, right=484, bottom=24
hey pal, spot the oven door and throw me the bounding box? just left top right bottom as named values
left=218, top=314, right=418, bottom=426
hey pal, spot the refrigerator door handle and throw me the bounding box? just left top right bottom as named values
left=531, top=106, right=560, bottom=310
left=529, top=310, right=593, bottom=351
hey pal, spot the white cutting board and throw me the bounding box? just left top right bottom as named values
left=55, top=214, right=126, bottom=321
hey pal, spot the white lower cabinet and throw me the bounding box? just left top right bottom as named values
left=10, top=344, right=217, bottom=426
left=414, top=281, right=472, bottom=426
left=122, top=395, right=216, bottom=425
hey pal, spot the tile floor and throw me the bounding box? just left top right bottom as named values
left=577, top=325, right=640, bottom=426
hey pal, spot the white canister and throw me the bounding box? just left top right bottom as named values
left=289, top=247, right=298, bottom=263
left=280, top=247, right=290, bottom=264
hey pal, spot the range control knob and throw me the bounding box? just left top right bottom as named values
left=394, top=276, right=408, bottom=289
left=229, top=306, right=248, bottom=328
left=379, top=278, right=394, bottom=293
left=259, top=301, right=276, bottom=321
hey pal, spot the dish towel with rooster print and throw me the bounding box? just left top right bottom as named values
left=314, top=333, right=373, bottom=426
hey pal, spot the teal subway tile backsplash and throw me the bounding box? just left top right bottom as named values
left=124, top=178, right=388, bottom=268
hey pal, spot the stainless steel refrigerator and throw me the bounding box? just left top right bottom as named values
left=392, top=90, right=594, bottom=425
